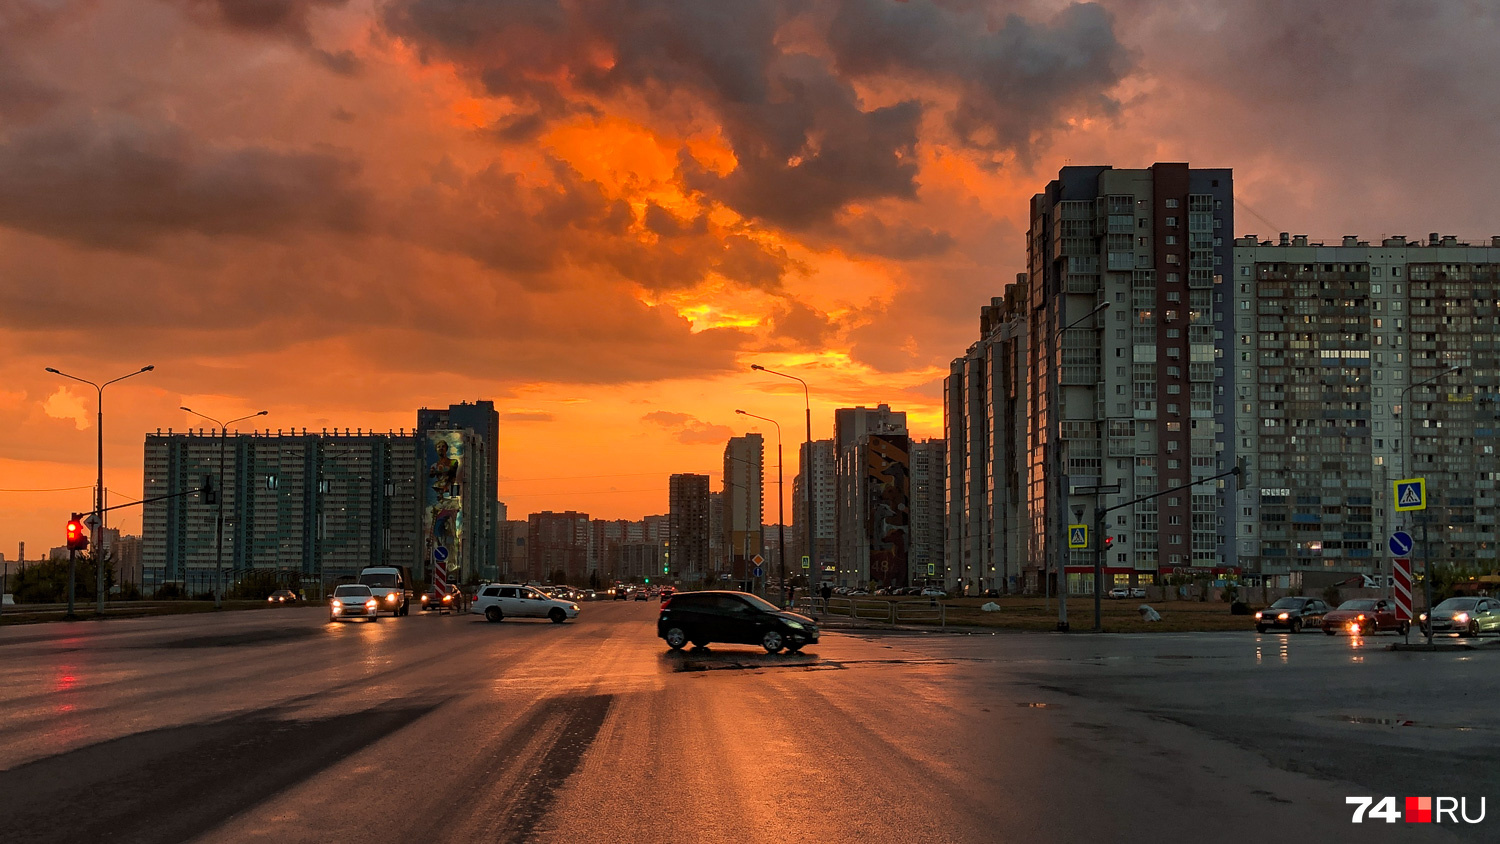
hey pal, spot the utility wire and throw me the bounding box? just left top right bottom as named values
left=0, top=485, right=95, bottom=493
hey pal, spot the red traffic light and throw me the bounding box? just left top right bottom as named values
left=66, top=517, right=90, bottom=551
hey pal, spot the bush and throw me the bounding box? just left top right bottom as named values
left=193, top=590, right=216, bottom=601
left=1230, top=601, right=1251, bottom=615
left=153, top=583, right=185, bottom=599
left=1322, top=585, right=1341, bottom=607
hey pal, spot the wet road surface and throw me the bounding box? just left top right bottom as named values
left=0, top=603, right=1486, bottom=843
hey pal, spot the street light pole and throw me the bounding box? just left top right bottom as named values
left=1398, top=365, right=1461, bottom=644
left=1051, top=301, right=1109, bottom=631
left=181, top=407, right=268, bottom=609
left=738, top=410, right=786, bottom=606
left=750, top=364, right=813, bottom=600
left=46, top=365, right=154, bottom=614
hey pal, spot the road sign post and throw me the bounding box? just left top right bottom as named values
left=1393, top=480, right=1430, bottom=643
left=1393, top=558, right=1413, bottom=643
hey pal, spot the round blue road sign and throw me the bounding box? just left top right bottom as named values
left=1388, top=531, right=1413, bottom=557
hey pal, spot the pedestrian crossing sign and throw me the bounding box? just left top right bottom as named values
left=1393, top=478, right=1426, bottom=512
left=801, top=555, right=810, bottom=569
left=927, top=563, right=935, bottom=575
left=1068, top=524, right=1088, bottom=549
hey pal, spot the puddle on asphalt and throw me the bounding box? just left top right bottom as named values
left=667, top=654, right=962, bottom=673
left=1018, top=702, right=1053, bottom=708
left=1330, top=714, right=1478, bottom=732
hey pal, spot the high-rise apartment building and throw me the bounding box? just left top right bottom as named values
left=909, top=438, right=946, bottom=586
left=141, top=428, right=420, bottom=591
left=1232, top=232, right=1500, bottom=581
left=946, top=286, right=1030, bottom=593
left=834, top=405, right=909, bottom=588
left=792, top=439, right=836, bottom=579
left=1025, top=164, right=1234, bottom=594
left=417, top=401, right=500, bottom=579
left=722, top=434, right=764, bottom=579
left=526, top=510, right=591, bottom=583
left=668, top=474, right=711, bottom=583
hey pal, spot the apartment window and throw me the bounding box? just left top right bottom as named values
left=1168, top=459, right=1180, bottom=469
left=1393, top=268, right=1402, bottom=278
left=1165, top=199, right=1179, bottom=208
left=1239, top=266, right=1250, bottom=277
left=1166, top=254, right=1180, bottom=265
left=1165, top=235, right=1178, bottom=245
left=1167, top=291, right=1181, bottom=302
left=266, top=475, right=279, bottom=490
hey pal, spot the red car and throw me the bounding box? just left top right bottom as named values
left=1322, top=598, right=1408, bottom=636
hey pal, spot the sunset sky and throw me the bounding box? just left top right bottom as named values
left=3, top=0, right=1498, bottom=554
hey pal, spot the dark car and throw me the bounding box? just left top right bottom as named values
left=1254, top=597, right=1329, bottom=633
left=420, top=584, right=465, bottom=613
left=634, top=590, right=649, bottom=601
left=613, top=588, right=629, bottom=600
left=1323, top=599, right=1407, bottom=636
left=267, top=589, right=298, bottom=604
left=658, top=591, right=819, bottom=654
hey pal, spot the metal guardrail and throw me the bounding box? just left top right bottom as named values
left=796, top=596, right=946, bottom=628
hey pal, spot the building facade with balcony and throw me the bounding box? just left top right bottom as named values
left=1232, top=233, right=1500, bottom=581
left=1024, top=163, right=1235, bottom=594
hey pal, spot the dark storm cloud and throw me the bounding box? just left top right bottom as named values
left=0, top=111, right=369, bottom=248
left=383, top=0, right=1129, bottom=227
left=175, top=0, right=360, bottom=73
left=825, top=1, right=1131, bottom=153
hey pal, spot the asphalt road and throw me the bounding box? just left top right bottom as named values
left=0, top=602, right=1490, bottom=843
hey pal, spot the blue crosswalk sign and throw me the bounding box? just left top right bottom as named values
left=1068, top=525, right=1088, bottom=549
left=1393, top=479, right=1426, bottom=512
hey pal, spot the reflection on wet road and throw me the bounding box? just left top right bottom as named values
left=0, top=606, right=1482, bottom=843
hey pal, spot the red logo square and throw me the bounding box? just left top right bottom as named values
left=1405, top=796, right=1431, bottom=823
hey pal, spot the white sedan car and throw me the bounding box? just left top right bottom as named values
left=329, top=584, right=379, bottom=622
left=472, top=584, right=580, bottom=624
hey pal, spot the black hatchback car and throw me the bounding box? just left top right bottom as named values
left=658, top=591, right=818, bottom=654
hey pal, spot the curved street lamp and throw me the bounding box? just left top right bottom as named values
left=738, top=409, right=787, bottom=606
left=46, top=364, right=154, bottom=616
left=749, top=364, right=815, bottom=594
left=180, top=406, right=268, bottom=609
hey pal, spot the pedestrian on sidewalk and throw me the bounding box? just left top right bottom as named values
left=820, top=582, right=832, bottom=616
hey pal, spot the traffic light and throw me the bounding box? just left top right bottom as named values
left=66, top=516, right=89, bottom=551
left=1103, top=535, right=1114, bottom=552
left=202, top=474, right=217, bottom=505
left=1235, top=456, right=1251, bottom=489
left=644, top=577, right=651, bottom=584
left=663, top=564, right=669, bottom=574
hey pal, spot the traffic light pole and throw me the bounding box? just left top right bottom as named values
left=1091, top=464, right=1246, bottom=631
left=67, top=547, right=76, bottom=619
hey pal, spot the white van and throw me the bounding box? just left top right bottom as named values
left=358, top=565, right=414, bottom=616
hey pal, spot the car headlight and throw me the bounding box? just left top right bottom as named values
left=332, top=599, right=343, bottom=608
left=1419, top=612, right=1428, bottom=622
left=784, top=620, right=805, bottom=630
left=1254, top=611, right=1262, bottom=619
left=1277, top=612, right=1289, bottom=621
left=570, top=604, right=579, bottom=611
left=1454, top=612, right=1470, bottom=624
left=365, top=600, right=378, bottom=609
left=386, top=593, right=398, bottom=601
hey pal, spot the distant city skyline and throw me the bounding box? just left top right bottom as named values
left=4, top=1, right=1497, bottom=552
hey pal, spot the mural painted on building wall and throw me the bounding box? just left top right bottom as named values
left=866, top=434, right=910, bottom=589
left=424, top=432, right=464, bottom=584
